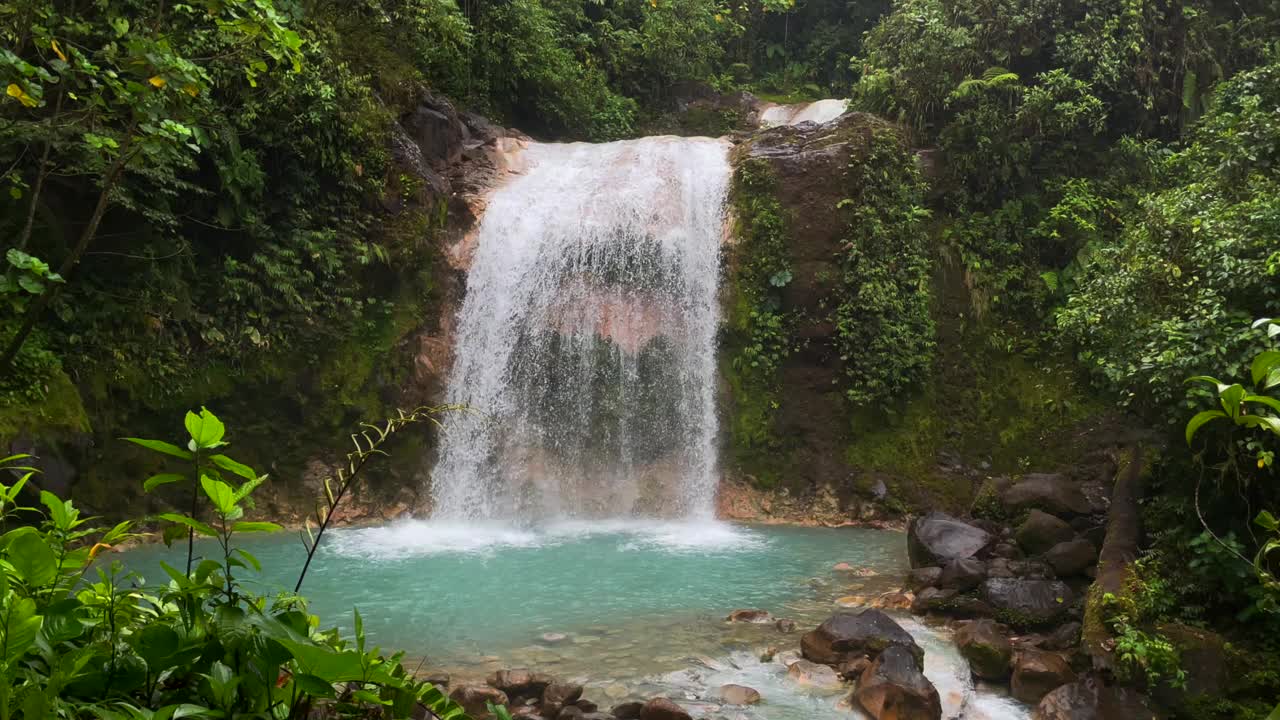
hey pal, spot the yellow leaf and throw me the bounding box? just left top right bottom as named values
left=183, top=83, right=199, bottom=97
left=714, top=13, right=723, bottom=21
left=148, top=75, right=166, bottom=88
left=6, top=83, right=37, bottom=107
left=51, top=39, right=67, bottom=62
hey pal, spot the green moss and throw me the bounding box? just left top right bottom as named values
left=0, top=366, right=91, bottom=441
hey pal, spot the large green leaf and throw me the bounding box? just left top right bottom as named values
left=210, top=454, right=256, bottom=481
left=231, top=521, right=281, bottom=534
left=1252, top=351, right=1280, bottom=387
left=1, top=596, right=43, bottom=663
left=185, top=408, right=226, bottom=450
left=1185, top=409, right=1226, bottom=445
left=123, top=438, right=193, bottom=460
left=9, top=531, right=57, bottom=587
left=131, top=623, right=180, bottom=671
left=200, top=476, right=236, bottom=516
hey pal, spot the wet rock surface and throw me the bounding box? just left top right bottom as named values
left=801, top=610, right=925, bottom=667
left=853, top=645, right=943, bottom=720
left=907, top=512, right=994, bottom=568
left=1012, top=649, right=1077, bottom=703
left=954, top=619, right=1012, bottom=680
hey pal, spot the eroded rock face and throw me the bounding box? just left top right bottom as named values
left=954, top=619, right=1012, bottom=680
left=980, top=578, right=1074, bottom=625
left=801, top=610, right=924, bottom=667
left=1012, top=649, right=1076, bottom=703
left=907, top=512, right=994, bottom=568
left=853, top=645, right=943, bottom=720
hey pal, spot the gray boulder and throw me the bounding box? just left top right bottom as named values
left=1044, top=539, right=1098, bottom=576
left=1002, top=474, right=1092, bottom=517
left=938, top=558, right=987, bottom=591
left=801, top=610, right=924, bottom=668
left=907, top=512, right=993, bottom=567
left=853, top=645, right=943, bottom=720
left=906, top=566, right=943, bottom=592
left=1033, top=677, right=1161, bottom=720
left=980, top=578, right=1074, bottom=626
left=1016, top=510, right=1076, bottom=555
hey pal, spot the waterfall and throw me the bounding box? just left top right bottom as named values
left=431, top=137, right=731, bottom=522
left=759, top=99, right=849, bottom=127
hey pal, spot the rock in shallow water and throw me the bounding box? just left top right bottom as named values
left=611, top=701, right=644, bottom=718
left=719, top=684, right=762, bottom=705
left=853, top=645, right=943, bottom=720
left=638, top=697, right=692, bottom=720
left=1012, top=649, right=1077, bottom=703
left=787, top=659, right=845, bottom=690
left=725, top=609, right=773, bottom=623
left=449, top=685, right=508, bottom=717
left=954, top=619, right=1012, bottom=681
left=801, top=609, right=924, bottom=667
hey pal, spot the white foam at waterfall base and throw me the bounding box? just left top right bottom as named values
left=430, top=136, right=732, bottom=522
left=326, top=518, right=766, bottom=559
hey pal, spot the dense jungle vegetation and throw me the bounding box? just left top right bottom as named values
left=3, top=0, right=1280, bottom=717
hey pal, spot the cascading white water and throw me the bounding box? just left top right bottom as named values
left=759, top=99, right=849, bottom=127
left=431, top=137, right=731, bottom=522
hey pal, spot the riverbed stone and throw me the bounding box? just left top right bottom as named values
left=450, top=685, right=509, bottom=717
left=775, top=618, right=798, bottom=633
left=853, top=645, right=943, bottom=720
left=725, top=609, right=773, bottom=623
left=1002, top=474, right=1092, bottom=517
left=1044, top=539, right=1097, bottom=576
left=907, top=566, right=942, bottom=592
left=1033, top=677, right=1160, bottom=720
left=1012, top=650, right=1076, bottom=703
left=611, top=701, right=644, bottom=719
left=910, top=586, right=957, bottom=613
left=1016, top=510, right=1076, bottom=556
left=787, top=659, right=844, bottom=690
left=487, top=669, right=553, bottom=697
left=719, top=684, right=762, bottom=705
left=557, top=707, right=584, bottom=720
left=801, top=610, right=924, bottom=668
left=1043, top=621, right=1082, bottom=651
left=541, top=681, right=583, bottom=717
left=838, top=656, right=872, bottom=680
left=938, top=558, right=987, bottom=591
left=980, top=578, right=1073, bottom=626
left=953, top=620, right=1012, bottom=681
left=638, top=697, right=692, bottom=720
left=907, top=512, right=994, bottom=567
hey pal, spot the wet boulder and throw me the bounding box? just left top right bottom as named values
left=611, top=701, right=644, bottom=719
left=541, top=682, right=584, bottom=717
left=1033, top=677, right=1161, bottom=720
left=726, top=609, right=773, bottom=623
left=1044, top=539, right=1098, bottom=577
left=910, top=587, right=957, bottom=613
left=487, top=669, right=552, bottom=698
left=801, top=610, right=924, bottom=667
left=980, top=578, right=1073, bottom=626
left=907, top=566, right=943, bottom=592
left=908, top=512, right=993, bottom=568
left=1016, top=510, right=1076, bottom=556
left=853, top=645, right=943, bottom=720
left=1012, top=649, right=1076, bottom=703
left=938, top=558, right=987, bottom=591
left=954, top=619, right=1012, bottom=681
left=787, top=659, right=844, bottom=690
left=638, top=698, right=692, bottom=720
left=1002, top=474, right=1091, bottom=517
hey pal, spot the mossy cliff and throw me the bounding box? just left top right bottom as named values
left=720, top=113, right=1116, bottom=518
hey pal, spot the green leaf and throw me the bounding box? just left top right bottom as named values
left=157, top=513, right=217, bottom=538
left=210, top=454, right=256, bottom=481
left=200, top=476, right=236, bottom=516
left=1252, top=351, right=1280, bottom=387
left=123, top=438, right=193, bottom=460
left=132, top=623, right=180, bottom=670
left=231, top=521, right=281, bottom=534
left=1245, top=395, right=1280, bottom=415
left=40, top=490, right=71, bottom=529
left=233, top=548, right=261, bottom=572
left=9, top=532, right=57, bottom=586
left=1185, top=410, right=1226, bottom=445
left=1256, top=511, right=1280, bottom=533
left=185, top=408, right=226, bottom=450
left=1, top=597, right=42, bottom=663
left=1220, top=384, right=1247, bottom=417
left=144, top=473, right=186, bottom=492
left=294, top=673, right=337, bottom=699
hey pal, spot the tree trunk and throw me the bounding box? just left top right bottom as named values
left=1, top=154, right=127, bottom=371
